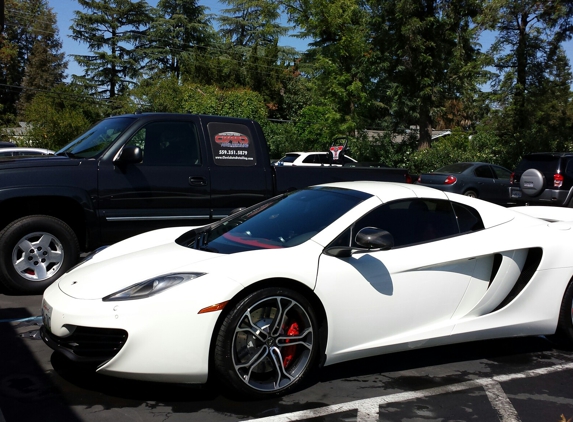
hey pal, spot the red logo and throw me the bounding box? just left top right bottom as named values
left=215, top=132, right=249, bottom=145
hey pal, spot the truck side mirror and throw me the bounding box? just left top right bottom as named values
left=116, top=145, right=143, bottom=164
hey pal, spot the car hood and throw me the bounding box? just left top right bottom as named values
left=0, top=155, right=79, bottom=169
left=58, top=227, right=222, bottom=299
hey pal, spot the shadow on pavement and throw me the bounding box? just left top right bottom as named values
left=0, top=305, right=82, bottom=422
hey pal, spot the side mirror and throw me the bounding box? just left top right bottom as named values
left=324, top=227, right=394, bottom=258
left=116, top=145, right=142, bottom=164
left=355, top=227, right=394, bottom=250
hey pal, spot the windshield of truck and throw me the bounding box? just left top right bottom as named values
left=176, top=187, right=371, bottom=254
left=515, top=155, right=561, bottom=174
left=56, top=117, right=136, bottom=158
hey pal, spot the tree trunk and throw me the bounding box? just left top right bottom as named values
left=417, top=106, right=433, bottom=150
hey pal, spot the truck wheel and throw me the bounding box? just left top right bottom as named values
left=0, top=216, right=80, bottom=294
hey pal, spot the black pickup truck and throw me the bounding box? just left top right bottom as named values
left=0, top=113, right=410, bottom=294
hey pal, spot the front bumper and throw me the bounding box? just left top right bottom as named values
left=40, top=278, right=235, bottom=384
left=41, top=325, right=128, bottom=364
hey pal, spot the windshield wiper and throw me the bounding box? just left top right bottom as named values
left=193, top=226, right=218, bottom=252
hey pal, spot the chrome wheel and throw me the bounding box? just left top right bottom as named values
left=231, top=295, right=314, bottom=392
left=12, top=231, right=64, bottom=282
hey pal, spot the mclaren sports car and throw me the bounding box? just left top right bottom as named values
left=41, top=181, right=573, bottom=398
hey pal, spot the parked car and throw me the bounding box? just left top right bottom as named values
left=42, top=181, right=573, bottom=398
left=0, top=147, right=54, bottom=157
left=417, top=162, right=513, bottom=205
left=274, top=151, right=357, bottom=166
left=0, top=141, right=16, bottom=148
left=510, top=152, right=573, bottom=206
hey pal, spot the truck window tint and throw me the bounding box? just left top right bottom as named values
left=128, top=121, right=201, bottom=166
left=350, top=199, right=459, bottom=247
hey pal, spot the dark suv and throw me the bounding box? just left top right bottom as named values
left=510, top=152, right=573, bottom=206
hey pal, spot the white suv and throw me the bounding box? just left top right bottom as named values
left=275, top=152, right=357, bottom=166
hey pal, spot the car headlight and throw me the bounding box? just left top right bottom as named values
left=102, top=273, right=206, bottom=301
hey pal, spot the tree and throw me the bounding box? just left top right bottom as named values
left=24, top=83, right=105, bottom=150
left=144, top=0, right=212, bottom=80
left=369, top=0, right=484, bottom=149
left=485, top=0, right=573, bottom=162
left=284, top=0, right=374, bottom=137
left=0, top=0, right=66, bottom=122
left=70, top=0, right=151, bottom=98
left=217, top=0, right=287, bottom=48
left=18, top=3, right=67, bottom=115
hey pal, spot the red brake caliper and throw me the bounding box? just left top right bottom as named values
left=282, top=322, right=300, bottom=368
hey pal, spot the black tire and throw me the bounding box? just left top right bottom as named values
left=549, top=280, right=573, bottom=347
left=464, top=190, right=478, bottom=198
left=0, top=215, right=80, bottom=294
left=214, top=287, right=319, bottom=398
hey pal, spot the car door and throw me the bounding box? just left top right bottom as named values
left=97, top=117, right=211, bottom=245
left=471, top=164, right=499, bottom=202
left=315, top=198, right=491, bottom=364
left=491, top=165, right=512, bottom=204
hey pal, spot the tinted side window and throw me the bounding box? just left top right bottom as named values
left=128, top=121, right=201, bottom=166
left=474, top=165, right=495, bottom=178
left=303, top=154, right=324, bottom=164
left=351, top=199, right=459, bottom=247
left=452, top=202, right=484, bottom=233
left=564, top=159, right=573, bottom=176
left=493, top=166, right=511, bottom=179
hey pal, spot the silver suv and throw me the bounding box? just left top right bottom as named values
left=510, top=152, right=573, bottom=206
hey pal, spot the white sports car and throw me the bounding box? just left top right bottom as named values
left=41, top=181, right=573, bottom=398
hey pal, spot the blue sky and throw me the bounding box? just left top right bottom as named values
left=48, top=0, right=573, bottom=83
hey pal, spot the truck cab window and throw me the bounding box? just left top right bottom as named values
left=128, top=121, right=201, bottom=166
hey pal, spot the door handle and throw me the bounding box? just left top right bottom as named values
left=189, top=177, right=207, bottom=186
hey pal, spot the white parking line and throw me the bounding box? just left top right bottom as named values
left=478, top=379, right=521, bottom=422
left=249, top=362, right=573, bottom=422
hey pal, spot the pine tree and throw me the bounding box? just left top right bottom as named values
left=144, top=0, right=212, bottom=80
left=369, top=0, right=483, bottom=149
left=217, top=0, right=287, bottom=48
left=486, top=0, right=573, bottom=161
left=0, top=0, right=66, bottom=122
left=70, top=0, right=151, bottom=98
left=18, top=4, right=67, bottom=115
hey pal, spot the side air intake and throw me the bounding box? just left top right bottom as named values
left=493, top=247, right=543, bottom=312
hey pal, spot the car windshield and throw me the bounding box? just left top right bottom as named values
left=177, top=187, right=371, bottom=254
left=56, top=117, right=136, bottom=158
left=435, top=163, right=473, bottom=174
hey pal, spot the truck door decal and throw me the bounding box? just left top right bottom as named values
left=207, top=123, right=257, bottom=166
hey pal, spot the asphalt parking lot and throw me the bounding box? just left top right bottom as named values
left=2, top=292, right=573, bottom=422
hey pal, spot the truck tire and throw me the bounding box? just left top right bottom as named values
left=0, top=215, right=80, bottom=294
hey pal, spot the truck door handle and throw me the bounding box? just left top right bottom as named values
left=189, top=177, right=207, bottom=186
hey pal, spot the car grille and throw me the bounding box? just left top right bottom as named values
left=41, top=325, right=128, bottom=364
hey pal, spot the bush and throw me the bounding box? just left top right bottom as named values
left=23, top=84, right=105, bottom=150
